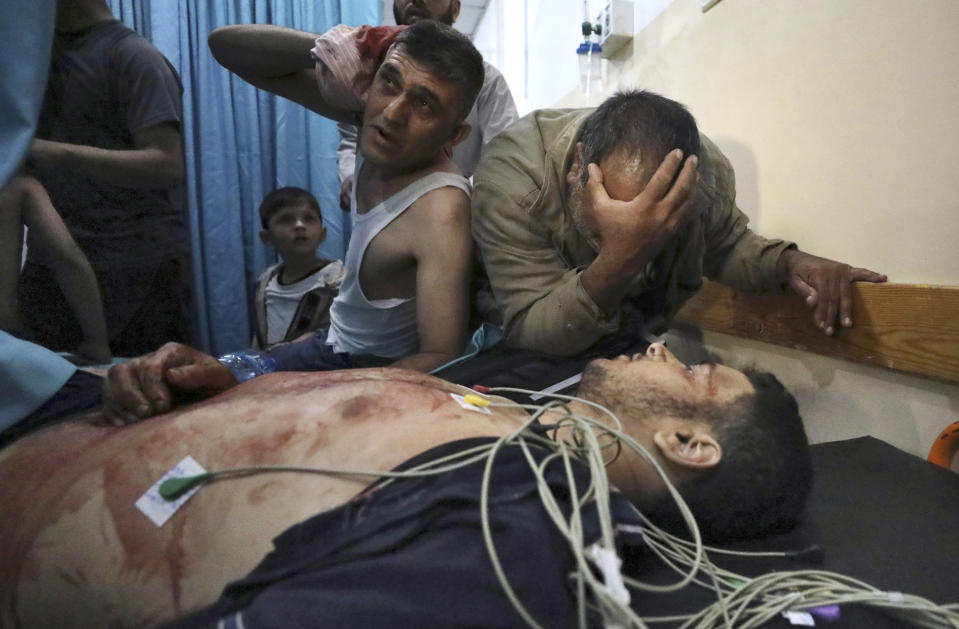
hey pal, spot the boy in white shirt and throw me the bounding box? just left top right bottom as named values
left=253, top=187, right=345, bottom=348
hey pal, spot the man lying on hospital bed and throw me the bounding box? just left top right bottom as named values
left=0, top=337, right=810, bottom=628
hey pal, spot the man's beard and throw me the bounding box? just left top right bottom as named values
left=578, top=360, right=610, bottom=400
left=579, top=361, right=702, bottom=423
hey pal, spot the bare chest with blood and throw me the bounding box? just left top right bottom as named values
left=0, top=369, right=523, bottom=628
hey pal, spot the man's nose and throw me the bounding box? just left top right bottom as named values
left=646, top=343, right=671, bottom=361
left=382, top=95, right=408, bottom=124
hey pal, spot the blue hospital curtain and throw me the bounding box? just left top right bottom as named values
left=107, top=0, right=380, bottom=355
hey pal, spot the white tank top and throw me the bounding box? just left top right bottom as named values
left=326, top=161, right=471, bottom=358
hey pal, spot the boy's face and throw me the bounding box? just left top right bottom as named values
left=260, top=201, right=326, bottom=257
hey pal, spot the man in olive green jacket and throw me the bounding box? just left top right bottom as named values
left=472, top=90, right=885, bottom=356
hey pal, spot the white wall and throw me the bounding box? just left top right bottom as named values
left=473, top=0, right=959, bottom=457
left=473, top=0, right=585, bottom=114
left=474, top=0, right=672, bottom=114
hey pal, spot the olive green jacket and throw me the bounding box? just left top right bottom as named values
left=471, top=108, right=794, bottom=356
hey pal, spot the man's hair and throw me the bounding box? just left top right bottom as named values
left=391, top=20, right=484, bottom=121
left=643, top=369, right=813, bottom=542
left=577, top=89, right=700, bottom=184
left=258, top=186, right=322, bottom=230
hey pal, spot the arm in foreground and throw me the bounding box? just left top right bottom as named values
left=29, top=122, right=183, bottom=190
left=102, top=342, right=237, bottom=424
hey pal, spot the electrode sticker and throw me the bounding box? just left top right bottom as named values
left=135, top=456, right=207, bottom=527
left=781, top=611, right=815, bottom=626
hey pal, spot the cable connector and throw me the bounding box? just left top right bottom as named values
left=463, top=394, right=490, bottom=407
left=809, top=605, right=841, bottom=621
left=587, top=543, right=630, bottom=605
left=159, top=473, right=213, bottom=501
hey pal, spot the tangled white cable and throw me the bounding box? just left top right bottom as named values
left=158, top=386, right=959, bottom=629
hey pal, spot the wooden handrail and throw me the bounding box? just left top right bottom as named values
left=674, top=281, right=959, bottom=384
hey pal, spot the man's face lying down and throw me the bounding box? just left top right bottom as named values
left=580, top=343, right=754, bottom=414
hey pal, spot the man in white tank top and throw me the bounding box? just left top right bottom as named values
left=200, top=20, right=484, bottom=388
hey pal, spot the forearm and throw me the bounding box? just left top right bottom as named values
left=30, top=141, right=182, bottom=189
left=208, top=24, right=315, bottom=80
left=51, top=249, right=110, bottom=346
left=209, top=24, right=354, bottom=120
left=579, top=246, right=652, bottom=316
left=474, top=242, right=622, bottom=355
left=776, top=247, right=800, bottom=282
left=504, top=273, right=620, bottom=356
left=712, top=229, right=796, bottom=292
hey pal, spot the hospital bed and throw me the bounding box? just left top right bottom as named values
left=628, top=434, right=959, bottom=627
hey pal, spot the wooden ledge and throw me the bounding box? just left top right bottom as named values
left=674, top=281, right=959, bottom=384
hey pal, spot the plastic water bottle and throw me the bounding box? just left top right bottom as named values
left=217, top=351, right=278, bottom=382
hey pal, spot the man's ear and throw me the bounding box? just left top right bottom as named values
left=652, top=425, right=722, bottom=471
left=448, top=120, right=472, bottom=149
left=566, top=142, right=584, bottom=187
left=451, top=0, right=462, bottom=22
left=317, top=224, right=327, bottom=242
left=259, top=229, right=271, bottom=246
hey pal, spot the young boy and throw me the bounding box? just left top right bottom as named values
left=253, top=187, right=345, bottom=349
left=0, top=175, right=111, bottom=364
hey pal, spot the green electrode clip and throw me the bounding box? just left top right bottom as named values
left=159, top=473, right=214, bottom=501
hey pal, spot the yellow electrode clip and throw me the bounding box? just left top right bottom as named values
left=463, top=393, right=490, bottom=407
